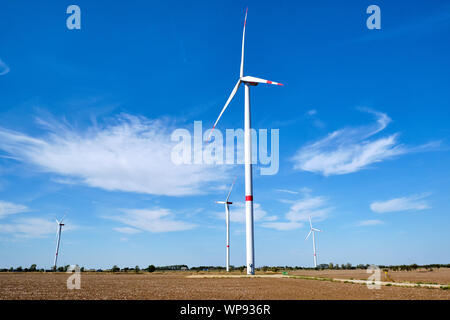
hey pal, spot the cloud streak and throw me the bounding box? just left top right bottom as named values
left=0, top=217, right=74, bottom=238
left=262, top=193, right=333, bottom=231
left=107, top=208, right=196, bottom=233
left=260, top=221, right=303, bottom=231
left=0, top=114, right=229, bottom=196
left=275, top=189, right=299, bottom=195
left=292, top=109, right=439, bottom=176
left=0, top=59, right=9, bottom=76
left=355, top=219, right=384, bottom=227
left=0, top=201, right=29, bottom=219
left=370, top=193, right=431, bottom=213
left=214, top=202, right=277, bottom=224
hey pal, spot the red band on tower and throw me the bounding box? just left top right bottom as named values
left=245, top=195, right=253, bottom=201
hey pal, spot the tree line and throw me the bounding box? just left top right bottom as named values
left=2, top=263, right=449, bottom=272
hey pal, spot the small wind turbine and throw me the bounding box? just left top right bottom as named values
left=216, top=178, right=236, bottom=272
left=305, top=216, right=322, bottom=268
left=53, top=215, right=65, bottom=271
left=208, top=8, right=283, bottom=275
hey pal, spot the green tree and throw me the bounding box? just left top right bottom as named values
left=328, top=263, right=334, bottom=269
left=29, top=264, right=37, bottom=272
left=135, top=265, right=140, bottom=273
left=112, top=265, right=120, bottom=272
left=147, top=265, right=156, bottom=273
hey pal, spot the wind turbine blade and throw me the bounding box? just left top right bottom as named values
left=55, top=219, right=59, bottom=224
left=240, top=7, right=248, bottom=78
left=309, top=216, right=312, bottom=229
left=312, top=228, right=322, bottom=232
left=241, top=76, right=283, bottom=86
left=55, top=224, right=60, bottom=240
left=226, top=176, right=237, bottom=202
left=305, top=230, right=312, bottom=240
left=207, top=80, right=241, bottom=141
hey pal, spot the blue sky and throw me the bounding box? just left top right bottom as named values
left=0, top=0, right=449, bottom=269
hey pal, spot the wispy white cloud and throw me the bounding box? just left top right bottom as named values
left=292, top=109, right=439, bottom=176
left=107, top=208, right=196, bottom=233
left=275, top=189, right=299, bottom=195
left=0, top=201, right=29, bottom=219
left=113, top=226, right=141, bottom=234
left=260, top=221, right=303, bottom=231
left=0, top=217, right=75, bottom=238
left=285, top=196, right=333, bottom=222
left=262, top=193, right=333, bottom=231
left=370, top=193, right=431, bottom=213
left=0, top=59, right=9, bottom=76
left=0, top=114, right=229, bottom=196
left=305, top=109, right=325, bottom=128
left=214, top=202, right=277, bottom=224
left=355, top=219, right=384, bottom=227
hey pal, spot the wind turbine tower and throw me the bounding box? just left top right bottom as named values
left=305, top=216, right=322, bottom=268
left=216, top=178, right=236, bottom=272
left=53, top=216, right=65, bottom=270
left=209, top=8, right=283, bottom=275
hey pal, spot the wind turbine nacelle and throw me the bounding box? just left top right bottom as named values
left=216, top=201, right=233, bottom=205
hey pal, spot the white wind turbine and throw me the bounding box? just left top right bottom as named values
left=216, top=178, right=237, bottom=272
left=53, top=215, right=65, bottom=271
left=305, top=216, right=322, bottom=268
left=208, top=8, right=283, bottom=275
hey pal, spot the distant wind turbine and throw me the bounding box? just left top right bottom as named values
left=305, top=216, right=322, bottom=268
left=208, top=8, right=283, bottom=275
left=53, top=215, right=65, bottom=270
left=216, top=178, right=236, bottom=272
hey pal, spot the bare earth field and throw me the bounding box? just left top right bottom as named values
left=0, top=270, right=449, bottom=300
left=290, top=268, right=450, bottom=285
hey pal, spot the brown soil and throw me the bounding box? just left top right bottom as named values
left=290, top=268, right=450, bottom=285
left=0, top=272, right=449, bottom=300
